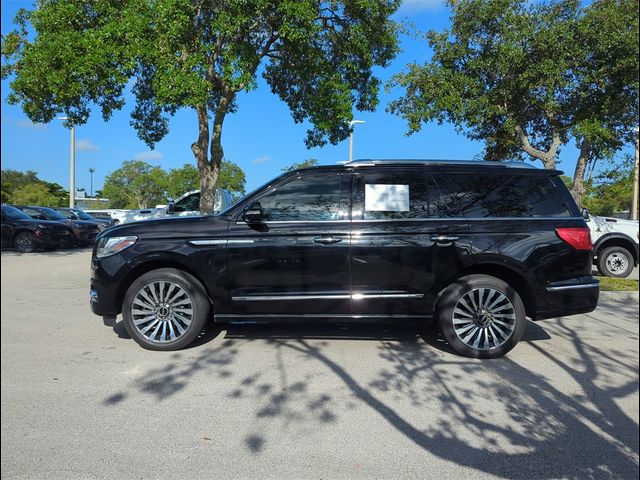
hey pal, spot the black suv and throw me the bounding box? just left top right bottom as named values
left=90, top=160, right=599, bottom=358
left=1, top=205, right=72, bottom=252
left=15, top=205, right=100, bottom=246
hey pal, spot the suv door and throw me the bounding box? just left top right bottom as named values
left=350, top=167, right=472, bottom=316
left=222, top=171, right=351, bottom=317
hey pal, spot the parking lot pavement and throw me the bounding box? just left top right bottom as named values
left=2, top=250, right=639, bottom=480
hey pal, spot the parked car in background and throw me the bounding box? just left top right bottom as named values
left=54, top=207, right=116, bottom=231
left=1, top=205, right=72, bottom=253
left=82, top=209, right=126, bottom=224
left=90, top=160, right=598, bottom=358
left=13, top=205, right=100, bottom=246
left=586, top=213, right=639, bottom=278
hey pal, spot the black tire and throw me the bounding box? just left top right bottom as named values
left=14, top=231, right=37, bottom=253
left=596, top=246, right=634, bottom=278
left=122, top=268, right=210, bottom=351
left=436, top=274, right=526, bottom=359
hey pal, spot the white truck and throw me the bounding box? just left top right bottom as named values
left=586, top=213, right=639, bottom=278
left=86, top=189, right=234, bottom=225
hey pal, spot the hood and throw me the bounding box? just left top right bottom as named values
left=98, top=214, right=228, bottom=240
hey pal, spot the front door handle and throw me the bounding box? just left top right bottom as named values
left=431, top=235, right=459, bottom=244
left=314, top=236, right=342, bottom=245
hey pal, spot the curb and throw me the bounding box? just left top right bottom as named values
left=599, top=290, right=639, bottom=302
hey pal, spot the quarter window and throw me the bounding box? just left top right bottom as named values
left=258, top=173, right=346, bottom=222
left=428, top=174, right=571, bottom=218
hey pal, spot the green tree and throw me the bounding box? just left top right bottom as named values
left=282, top=158, right=320, bottom=172
left=1, top=169, right=40, bottom=202
left=2, top=0, right=401, bottom=213
left=217, top=160, right=246, bottom=199
left=165, top=164, right=200, bottom=200
left=102, top=160, right=167, bottom=209
left=389, top=0, right=639, bottom=206
left=1, top=169, right=68, bottom=205
left=10, top=182, right=67, bottom=207
left=166, top=160, right=246, bottom=200
left=583, top=155, right=634, bottom=216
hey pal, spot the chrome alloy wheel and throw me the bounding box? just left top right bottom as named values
left=452, top=288, right=516, bottom=351
left=605, top=252, right=629, bottom=275
left=131, top=281, right=193, bottom=343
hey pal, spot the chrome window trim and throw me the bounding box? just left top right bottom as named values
left=235, top=217, right=583, bottom=225
left=546, top=282, right=599, bottom=292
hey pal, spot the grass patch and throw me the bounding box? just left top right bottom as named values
left=598, top=277, right=639, bottom=291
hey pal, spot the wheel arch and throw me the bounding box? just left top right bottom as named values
left=115, top=259, right=212, bottom=315
left=594, top=233, right=638, bottom=266
left=439, top=263, right=537, bottom=319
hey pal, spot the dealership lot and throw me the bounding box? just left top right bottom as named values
left=1, top=250, right=638, bottom=480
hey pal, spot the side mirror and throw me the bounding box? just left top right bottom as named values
left=167, top=201, right=176, bottom=214
left=581, top=208, right=590, bottom=220
left=243, top=202, right=264, bottom=223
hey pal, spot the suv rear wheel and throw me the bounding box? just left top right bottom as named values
left=436, top=274, right=526, bottom=359
left=122, top=268, right=210, bottom=351
left=597, top=246, right=634, bottom=278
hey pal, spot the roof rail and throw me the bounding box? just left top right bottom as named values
left=345, top=159, right=537, bottom=169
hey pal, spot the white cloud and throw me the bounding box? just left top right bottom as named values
left=133, top=150, right=163, bottom=162
left=399, top=0, right=445, bottom=13
left=15, top=119, right=47, bottom=130
left=252, top=156, right=271, bottom=164
left=76, top=139, right=99, bottom=152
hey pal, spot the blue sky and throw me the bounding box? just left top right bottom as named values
left=0, top=0, right=629, bottom=194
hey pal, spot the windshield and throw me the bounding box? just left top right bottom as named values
left=2, top=206, right=32, bottom=220
left=39, top=207, right=67, bottom=220
left=71, top=208, right=93, bottom=220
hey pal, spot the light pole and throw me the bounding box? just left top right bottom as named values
left=89, top=168, right=95, bottom=198
left=348, top=120, right=366, bottom=163
left=632, top=127, right=639, bottom=220
left=58, top=117, right=75, bottom=208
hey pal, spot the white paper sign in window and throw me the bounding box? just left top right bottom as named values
left=365, top=184, right=410, bottom=212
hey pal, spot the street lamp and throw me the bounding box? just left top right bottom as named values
left=89, top=168, right=95, bottom=198
left=58, top=117, right=75, bottom=208
left=348, top=120, right=366, bottom=163
left=631, top=126, right=639, bottom=221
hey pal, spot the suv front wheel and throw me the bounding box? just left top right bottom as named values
left=122, top=268, right=210, bottom=351
left=436, top=275, right=526, bottom=359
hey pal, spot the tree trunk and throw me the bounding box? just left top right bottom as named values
left=192, top=95, right=232, bottom=214
left=191, top=106, right=211, bottom=213
left=514, top=124, right=561, bottom=169
left=570, top=140, right=591, bottom=208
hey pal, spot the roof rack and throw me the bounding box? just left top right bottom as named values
left=345, top=159, right=537, bottom=169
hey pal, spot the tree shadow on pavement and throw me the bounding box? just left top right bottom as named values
left=102, top=317, right=638, bottom=479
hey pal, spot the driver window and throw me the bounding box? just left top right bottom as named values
left=258, top=173, right=346, bottom=222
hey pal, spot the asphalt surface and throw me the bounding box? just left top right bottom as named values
left=1, top=249, right=639, bottom=480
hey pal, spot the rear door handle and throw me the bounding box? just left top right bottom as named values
left=314, top=236, right=342, bottom=245
left=431, top=235, right=459, bottom=243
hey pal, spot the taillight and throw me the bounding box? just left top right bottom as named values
left=556, top=227, right=592, bottom=250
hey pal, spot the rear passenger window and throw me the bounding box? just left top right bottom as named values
left=353, top=172, right=428, bottom=220
left=428, top=174, right=571, bottom=218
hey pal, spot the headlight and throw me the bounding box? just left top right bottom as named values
left=73, top=222, right=83, bottom=229
left=96, top=236, right=137, bottom=258
left=37, top=223, right=47, bottom=229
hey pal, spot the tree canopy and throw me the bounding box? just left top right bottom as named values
left=101, top=160, right=167, bottom=209
left=2, top=0, right=401, bottom=212
left=1, top=169, right=68, bottom=206
left=282, top=158, right=320, bottom=172
left=389, top=0, right=639, bottom=206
